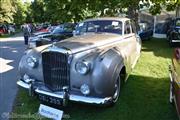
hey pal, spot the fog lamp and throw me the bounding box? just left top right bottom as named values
left=80, top=84, right=90, bottom=95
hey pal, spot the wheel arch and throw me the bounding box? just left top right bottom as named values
left=91, top=48, right=127, bottom=97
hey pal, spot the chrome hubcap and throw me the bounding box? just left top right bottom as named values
left=113, top=77, right=120, bottom=102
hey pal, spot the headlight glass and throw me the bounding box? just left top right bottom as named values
left=80, top=84, right=90, bottom=95
left=75, top=61, right=90, bottom=75
left=26, top=56, right=37, bottom=68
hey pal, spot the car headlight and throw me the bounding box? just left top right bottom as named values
left=26, top=56, right=37, bottom=68
left=75, top=61, right=90, bottom=75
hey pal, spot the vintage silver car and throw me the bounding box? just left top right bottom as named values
left=17, top=17, right=141, bottom=106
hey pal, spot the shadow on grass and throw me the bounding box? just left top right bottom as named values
left=13, top=75, right=178, bottom=120
left=142, top=38, right=173, bottom=59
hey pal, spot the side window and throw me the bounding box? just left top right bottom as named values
left=87, top=22, right=97, bottom=32
left=64, top=25, right=74, bottom=32
left=75, top=22, right=87, bottom=35
left=124, top=21, right=132, bottom=34
left=80, top=23, right=87, bottom=33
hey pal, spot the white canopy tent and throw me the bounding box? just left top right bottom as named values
left=139, top=10, right=175, bottom=38
left=153, top=11, right=175, bottom=38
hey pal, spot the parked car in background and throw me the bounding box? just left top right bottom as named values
left=28, top=23, right=75, bottom=48
left=169, top=48, right=180, bottom=119
left=8, top=25, right=15, bottom=34
left=0, top=24, right=8, bottom=35
left=17, top=17, right=141, bottom=114
left=32, top=26, right=57, bottom=36
left=138, top=22, right=153, bottom=40
left=167, top=18, right=180, bottom=46
left=36, top=23, right=51, bottom=32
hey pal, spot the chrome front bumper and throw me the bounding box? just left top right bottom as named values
left=17, top=80, right=112, bottom=105
left=17, top=80, right=31, bottom=89
left=172, top=40, right=180, bottom=42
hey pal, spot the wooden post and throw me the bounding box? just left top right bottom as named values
left=176, top=5, right=180, bottom=17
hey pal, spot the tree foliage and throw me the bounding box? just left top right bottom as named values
left=13, top=0, right=30, bottom=25
left=149, top=0, right=180, bottom=15
left=0, top=0, right=31, bottom=24
left=0, top=0, right=179, bottom=25
left=30, top=0, right=46, bottom=23
left=0, top=0, right=16, bottom=23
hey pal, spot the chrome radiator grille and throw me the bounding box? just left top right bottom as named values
left=42, top=51, right=70, bottom=91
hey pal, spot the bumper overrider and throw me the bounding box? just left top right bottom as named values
left=17, top=80, right=113, bottom=106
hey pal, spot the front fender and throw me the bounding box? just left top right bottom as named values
left=91, top=48, right=124, bottom=97
left=18, top=50, right=43, bottom=81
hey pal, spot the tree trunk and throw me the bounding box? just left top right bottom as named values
left=176, top=5, right=180, bottom=17
left=127, top=5, right=139, bottom=31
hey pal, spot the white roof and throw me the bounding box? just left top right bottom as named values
left=83, top=17, right=130, bottom=22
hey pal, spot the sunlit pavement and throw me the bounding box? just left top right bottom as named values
left=0, top=33, right=26, bottom=120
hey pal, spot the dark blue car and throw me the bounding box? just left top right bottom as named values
left=167, top=18, right=180, bottom=47
left=138, top=22, right=153, bottom=40
left=28, top=23, right=75, bottom=48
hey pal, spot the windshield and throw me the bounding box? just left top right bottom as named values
left=52, top=25, right=64, bottom=34
left=52, top=24, right=74, bottom=34
left=75, top=20, right=122, bottom=35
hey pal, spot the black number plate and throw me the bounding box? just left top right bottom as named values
left=38, top=94, right=63, bottom=105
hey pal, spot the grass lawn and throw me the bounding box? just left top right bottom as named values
left=0, top=34, right=12, bottom=38
left=13, top=38, right=178, bottom=120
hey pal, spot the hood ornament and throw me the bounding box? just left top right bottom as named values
left=51, top=42, right=58, bottom=49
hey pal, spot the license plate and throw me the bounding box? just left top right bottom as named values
left=38, top=94, right=62, bottom=105
left=39, top=104, right=63, bottom=120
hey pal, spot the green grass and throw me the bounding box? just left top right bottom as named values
left=13, top=38, right=178, bottom=120
left=0, top=34, right=12, bottom=38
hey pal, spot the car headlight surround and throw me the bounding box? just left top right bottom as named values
left=75, top=61, right=90, bottom=75
left=26, top=56, right=38, bottom=68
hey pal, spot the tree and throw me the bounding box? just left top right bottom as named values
left=149, top=0, right=180, bottom=16
left=13, top=0, right=30, bottom=25
left=43, top=0, right=91, bottom=23
left=0, top=0, right=16, bottom=23
left=30, top=0, right=46, bottom=23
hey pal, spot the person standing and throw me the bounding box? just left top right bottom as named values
left=23, top=24, right=31, bottom=45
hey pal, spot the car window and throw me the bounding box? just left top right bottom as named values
left=75, top=20, right=122, bottom=35
left=64, top=24, right=75, bottom=32
left=75, top=22, right=87, bottom=34
left=124, top=21, right=132, bottom=34
left=52, top=26, right=63, bottom=34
